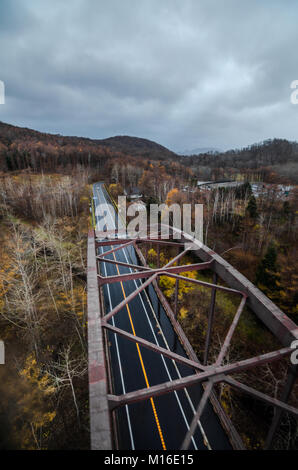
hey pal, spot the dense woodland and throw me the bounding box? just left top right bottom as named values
left=0, top=121, right=297, bottom=449
left=0, top=171, right=90, bottom=449
left=186, top=139, right=298, bottom=184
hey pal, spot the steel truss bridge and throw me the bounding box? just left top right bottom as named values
left=87, top=183, right=298, bottom=450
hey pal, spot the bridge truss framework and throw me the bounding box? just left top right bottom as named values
left=87, top=225, right=298, bottom=450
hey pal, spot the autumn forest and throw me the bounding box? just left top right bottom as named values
left=0, top=120, right=297, bottom=449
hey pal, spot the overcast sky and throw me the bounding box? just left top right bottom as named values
left=0, top=0, right=297, bottom=152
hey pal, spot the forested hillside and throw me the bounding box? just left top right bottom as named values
left=1, top=122, right=298, bottom=185
left=0, top=121, right=177, bottom=172
left=185, top=139, right=298, bottom=183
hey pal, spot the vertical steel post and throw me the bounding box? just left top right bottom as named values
left=264, top=365, right=297, bottom=449
left=204, top=272, right=218, bottom=365
left=174, top=245, right=180, bottom=317
left=157, top=243, right=160, bottom=287
left=174, top=278, right=179, bottom=318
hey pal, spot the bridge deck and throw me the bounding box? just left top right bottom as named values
left=92, top=182, right=232, bottom=450
left=88, top=182, right=297, bottom=451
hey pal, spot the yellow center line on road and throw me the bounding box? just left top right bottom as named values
left=111, top=250, right=167, bottom=450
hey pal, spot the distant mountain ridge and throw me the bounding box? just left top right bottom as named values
left=0, top=121, right=177, bottom=160
left=187, top=138, right=298, bottom=184
left=98, top=134, right=177, bottom=159
left=0, top=121, right=297, bottom=183
left=178, top=147, right=220, bottom=156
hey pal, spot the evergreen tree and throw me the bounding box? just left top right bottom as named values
left=282, top=200, right=290, bottom=217
left=255, top=242, right=280, bottom=291
left=235, top=181, right=252, bottom=199
left=246, top=195, right=258, bottom=218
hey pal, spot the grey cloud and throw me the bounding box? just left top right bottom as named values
left=0, top=0, right=297, bottom=151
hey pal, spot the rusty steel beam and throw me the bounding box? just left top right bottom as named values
left=96, top=228, right=167, bottom=240
left=101, top=248, right=195, bottom=323
left=224, top=376, right=298, bottom=419
left=163, top=246, right=192, bottom=266
left=96, top=238, right=133, bottom=247
left=181, top=381, right=215, bottom=450
left=188, top=252, right=298, bottom=346
left=133, top=243, right=200, bottom=364
left=102, top=322, right=206, bottom=372
left=95, top=232, right=185, bottom=247
left=96, top=239, right=136, bottom=258
left=215, top=295, right=247, bottom=365
left=98, top=261, right=212, bottom=286
left=96, top=228, right=127, bottom=239
left=138, top=238, right=185, bottom=247
left=264, top=366, right=298, bottom=449
left=162, top=272, right=244, bottom=297
left=97, top=256, right=151, bottom=272
left=174, top=278, right=179, bottom=318
left=107, top=347, right=293, bottom=409
left=204, top=272, right=218, bottom=365
left=102, top=273, right=155, bottom=323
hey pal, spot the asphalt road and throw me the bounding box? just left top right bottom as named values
left=93, top=182, right=232, bottom=450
